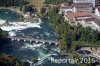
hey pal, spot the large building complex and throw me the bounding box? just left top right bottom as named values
left=59, top=2, right=93, bottom=14
left=59, top=0, right=100, bottom=31
left=64, top=12, right=100, bottom=31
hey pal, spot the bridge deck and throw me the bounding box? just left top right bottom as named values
left=7, top=36, right=59, bottom=44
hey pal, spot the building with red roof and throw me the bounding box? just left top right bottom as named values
left=64, top=12, right=100, bottom=31
left=64, top=12, right=93, bottom=26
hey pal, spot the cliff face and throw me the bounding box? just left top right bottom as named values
left=0, top=0, right=4, bottom=6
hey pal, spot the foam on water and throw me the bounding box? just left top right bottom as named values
left=20, top=42, right=57, bottom=65
left=51, top=47, right=60, bottom=53
left=8, top=31, right=16, bottom=36
left=0, top=19, right=6, bottom=25
left=45, top=32, right=50, bottom=36
left=35, top=54, right=52, bottom=65
left=35, top=48, right=58, bottom=65
left=1, top=22, right=42, bottom=31
left=21, top=43, right=42, bottom=50
left=5, top=12, right=8, bottom=14
left=42, top=45, right=48, bottom=50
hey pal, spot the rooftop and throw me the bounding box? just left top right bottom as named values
left=66, top=12, right=92, bottom=18
left=84, top=18, right=94, bottom=22
left=65, top=12, right=92, bottom=22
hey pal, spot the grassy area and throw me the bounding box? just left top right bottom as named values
left=25, top=0, right=45, bottom=10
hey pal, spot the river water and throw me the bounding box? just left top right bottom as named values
left=0, top=9, right=76, bottom=66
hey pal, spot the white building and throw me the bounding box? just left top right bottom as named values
left=59, top=3, right=73, bottom=14
left=95, top=6, right=100, bottom=16
left=59, top=2, right=93, bottom=14
left=73, top=0, right=95, bottom=7
left=72, top=3, right=93, bottom=13
left=64, top=12, right=100, bottom=31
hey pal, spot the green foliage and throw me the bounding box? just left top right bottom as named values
left=47, top=7, right=100, bottom=66
left=0, top=29, right=8, bottom=38
left=59, top=39, right=67, bottom=50
left=0, top=53, right=24, bottom=66
left=47, top=7, right=100, bottom=54
left=32, top=57, right=38, bottom=63
left=22, top=5, right=27, bottom=13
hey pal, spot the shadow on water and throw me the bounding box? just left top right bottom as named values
left=0, top=9, right=22, bottom=22
left=0, top=38, right=13, bottom=53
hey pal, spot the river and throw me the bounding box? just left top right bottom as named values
left=0, top=9, right=76, bottom=66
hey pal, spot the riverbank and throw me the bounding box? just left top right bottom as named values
left=0, top=7, right=42, bottom=32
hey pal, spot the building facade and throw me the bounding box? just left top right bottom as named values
left=72, top=3, right=93, bottom=13
left=73, top=0, right=95, bottom=7
left=59, top=3, right=73, bottom=14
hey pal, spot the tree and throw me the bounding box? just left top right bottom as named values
left=59, top=39, right=67, bottom=50
left=32, top=57, right=38, bottom=63
left=22, top=5, right=27, bottom=13
left=0, top=29, right=8, bottom=38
